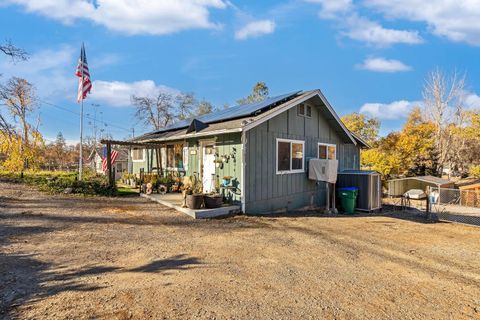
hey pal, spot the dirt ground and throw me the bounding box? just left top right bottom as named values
left=1, top=182, right=480, bottom=320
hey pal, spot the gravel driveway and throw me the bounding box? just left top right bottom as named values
left=1, top=182, right=480, bottom=319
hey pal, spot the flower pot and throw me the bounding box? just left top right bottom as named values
left=204, top=195, right=223, bottom=208
left=186, top=194, right=204, bottom=209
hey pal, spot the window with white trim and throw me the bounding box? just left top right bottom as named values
left=297, top=103, right=312, bottom=118
left=318, top=143, right=336, bottom=160
left=166, top=143, right=184, bottom=169
left=131, top=148, right=144, bottom=162
left=276, top=138, right=305, bottom=174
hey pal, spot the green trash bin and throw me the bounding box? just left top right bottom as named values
left=337, top=187, right=358, bottom=214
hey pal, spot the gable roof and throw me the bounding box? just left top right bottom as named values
left=132, top=89, right=361, bottom=146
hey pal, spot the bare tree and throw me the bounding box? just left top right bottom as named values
left=176, top=92, right=196, bottom=120
left=132, top=92, right=175, bottom=130
left=195, top=99, right=213, bottom=116
left=422, top=69, right=466, bottom=175
left=0, top=77, right=36, bottom=145
left=0, top=40, right=28, bottom=62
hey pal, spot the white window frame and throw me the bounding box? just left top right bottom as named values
left=297, top=103, right=312, bottom=118
left=131, top=148, right=145, bottom=162
left=166, top=143, right=185, bottom=171
left=276, top=138, right=305, bottom=174
left=317, top=143, right=337, bottom=160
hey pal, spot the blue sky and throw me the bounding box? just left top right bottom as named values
left=1, top=0, right=480, bottom=144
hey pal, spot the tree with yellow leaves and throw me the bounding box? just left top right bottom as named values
left=0, top=77, right=44, bottom=172
left=341, top=112, right=380, bottom=145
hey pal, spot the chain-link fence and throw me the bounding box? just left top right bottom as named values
left=428, top=186, right=480, bottom=226
left=429, top=187, right=480, bottom=208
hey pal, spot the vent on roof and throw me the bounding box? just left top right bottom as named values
left=186, top=119, right=208, bottom=133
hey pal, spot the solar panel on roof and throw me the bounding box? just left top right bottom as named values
left=154, top=91, right=301, bottom=134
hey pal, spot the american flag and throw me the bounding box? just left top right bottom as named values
left=75, top=43, right=92, bottom=102
left=102, top=148, right=119, bottom=172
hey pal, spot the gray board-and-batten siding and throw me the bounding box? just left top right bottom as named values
left=243, top=99, right=360, bottom=214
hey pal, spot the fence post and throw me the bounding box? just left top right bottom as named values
left=437, top=184, right=441, bottom=205
left=426, top=194, right=430, bottom=220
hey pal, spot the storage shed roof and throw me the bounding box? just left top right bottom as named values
left=389, top=175, right=453, bottom=186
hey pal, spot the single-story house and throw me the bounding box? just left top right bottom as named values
left=128, top=90, right=369, bottom=214
left=89, top=147, right=128, bottom=180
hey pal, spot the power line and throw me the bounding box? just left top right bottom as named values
left=39, top=99, right=132, bottom=133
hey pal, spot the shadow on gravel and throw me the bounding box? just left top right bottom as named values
left=0, top=210, right=269, bottom=231
left=129, top=254, right=201, bottom=273
left=0, top=223, right=103, bottom=319
left=1, top=224, right=202, bottom=319
left=250, top=209, right=437, bottom=225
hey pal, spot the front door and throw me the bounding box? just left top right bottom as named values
left=202, top=145, right=216, bottom=193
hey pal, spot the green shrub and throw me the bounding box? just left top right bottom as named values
left=0, top=170, right=117, bottom=196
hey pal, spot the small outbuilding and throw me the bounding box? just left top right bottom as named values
left=458, top=183, right=480, bottom=207
left=388, top=175, right=454, bottom=198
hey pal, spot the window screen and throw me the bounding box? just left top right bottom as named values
left=166, top=145, right=174, bottom=168
left=306, top=105, right=312, bottom=117
left=174, top=144, right=183, bottom=168
left=297, top=104, right=305, bottom=116
left=292, top=143, right=303, bottom=170
left=328, top=145, right=336, bottom=160
left=277, top=140, right=304, bottom=173
left=318, top=145, right=327, bottom=159
left=277, top=141, right=291, bottom=171
left=131, top=148, right=143, bottom=161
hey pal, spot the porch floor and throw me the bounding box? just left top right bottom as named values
left=140, top=193, right=241, bottom=219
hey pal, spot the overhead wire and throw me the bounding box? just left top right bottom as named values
left=38, top=99, right=132, bottom=133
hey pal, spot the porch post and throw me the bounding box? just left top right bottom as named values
left=106, top=142, right=114, bottom=188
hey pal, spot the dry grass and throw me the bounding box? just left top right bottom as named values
left=1, top=182, right=480, bottom=319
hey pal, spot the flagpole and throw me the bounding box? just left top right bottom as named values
left=79, top=97, right=84, bottom=181
left=79, top=43, right=84, bottom=181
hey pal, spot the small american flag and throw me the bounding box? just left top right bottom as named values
left=102, top=148, right=119, bottom=172
left=75, top=43, right=92, bottom=102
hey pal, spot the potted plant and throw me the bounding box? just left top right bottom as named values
left=204, top=193, right=223, bottom=208
left=222, top=175, right=233, bottom=186
left=121, top=172, right=129, bottom=184
left=130, top=175, right=137, bottom=188
left=185, top=175, right=203, bottom=209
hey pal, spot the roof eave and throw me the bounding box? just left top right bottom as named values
left=136, top=127, right=243, bottom=143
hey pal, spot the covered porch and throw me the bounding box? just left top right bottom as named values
left=140, top=192, right=241, bottom=219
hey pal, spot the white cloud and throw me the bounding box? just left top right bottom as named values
left=360, top=100, right=422, bottom=120
left=306, top=1, right=422, bottom=46
left=357, top=57, right=412, bottom=72
left=365, top=0, right=480, bottom=46
left=0, top=46, right=180, bottom=109
left=91, top=80, right=179, bottom=107
left=0, top=45, right=126, bottom=102
left=235, top=20, right=276, bottom=40
left=464, top=91, right=480, bottom=109
left=343, top=15, right=422, bottom=46
left=0, top=45, right=76, bottom=100
left=305, top=0, right=352, bottom=18
left=3, top=0, right=226, bottom=35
